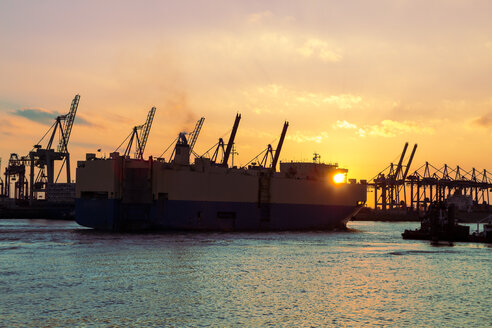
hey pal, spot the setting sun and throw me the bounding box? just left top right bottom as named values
left=333, top=173, right=346, bottom=184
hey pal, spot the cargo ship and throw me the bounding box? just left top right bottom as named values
left=75, top=115, right=367, bottom=231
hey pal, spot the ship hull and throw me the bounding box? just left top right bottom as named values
left=76, top=198, right=360, bottom=231
left=75, top=155, right=367, bottom=232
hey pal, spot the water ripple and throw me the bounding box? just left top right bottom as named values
left=0, top=219, right=490, bottom=327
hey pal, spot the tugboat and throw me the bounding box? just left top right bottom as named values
left=402, top=202, right=470, bottom=242
left=402, top=202, right=492, bottom=243
left=484, top=222, right=492, bottom=243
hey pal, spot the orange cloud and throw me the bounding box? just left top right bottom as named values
left=470, top=114, right=492, bottom=128
left=247, top=11, right=273, bottom=24
left=333, top=119, right=434, bottom=138
left=286, top=130, right=329, bottom=143
left=297, top=38, right=342, bottom=62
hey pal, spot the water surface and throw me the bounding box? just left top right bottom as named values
left=0, top=220, right=490, bottom=327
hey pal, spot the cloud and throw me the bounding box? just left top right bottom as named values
left=333, top=120, right=357, bottom=129
left=319, top=94, right=362, bottom=109
left=11, top=108, right=92, bottom=126
left=251, top=84, right=362, bottom=110
left=332, top=119, right=434, bottom=137
left=360, top=120, right=434, bottom=137
left=12, top=108, right=61, bottom=125
left=287, top=130, right=329, bottom=143
left=247, top=11, right=272, bottom=24
left=297, top=38, right=342, bottom=62
left=73, top=114, right=95, bottom=126
left=247, top=10, right=295, bottom=25
left=470, top=113, right=492, bottom=128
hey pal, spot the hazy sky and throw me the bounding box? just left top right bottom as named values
left=1, top=0, right=491, bottom=179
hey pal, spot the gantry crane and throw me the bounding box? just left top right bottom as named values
left=116, top=107, right=157, bottom=159
left=371, top=143, right=418, bottom=210
left=27, top=95, right=80, bottom=202
left=4, top=153, right=29, bottom=200
left=2, top=94, right=82, bottom=203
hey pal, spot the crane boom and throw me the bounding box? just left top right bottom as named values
left=188, top=117, right=205, bottom=154
left=137, top=107, right=156, bottom=159
left=57, top=94, right=80, bottom=153
left=222, top=113, right=241, bottom=167
left=393, top=142, right=408, bottom=180
left=402, top=144, right=417, bottom=180
left=271, top=121, right=289, bottom=172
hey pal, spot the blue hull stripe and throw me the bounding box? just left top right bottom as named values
left=76, top=198, right=358, bottom=231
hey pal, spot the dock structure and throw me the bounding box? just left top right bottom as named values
left=407, top=163, right=491, bottom=213
left=370, top=143, right=492, bottom=215
left=371, top=143, right=417, bottom=211
left=1, top=95, right=80, bottom=203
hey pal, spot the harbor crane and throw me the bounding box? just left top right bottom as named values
left=3, top=154, right=28, bottom=199
left=1, top=94, right=80, bottom=202
left=118, top=107, right=157, bottom=159
left=28, top=94, right=80, bottom=201
left=371, top=142, right=492, bottom=215
left=372, top=143, right=417, bottom=210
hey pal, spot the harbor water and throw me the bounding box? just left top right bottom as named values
left=0, top=220, right=490, bottom=327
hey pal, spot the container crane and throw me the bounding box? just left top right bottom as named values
left=21, top=94, right=80, bottom=203
left=29, top=94, right=80, bottom=182
left=57, top=95, right=80, bottom=153
left=4, top=153, right=29, bottom=199
left=372, top=143, right=418, bottom=211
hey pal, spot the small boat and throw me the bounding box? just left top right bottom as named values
left=402, top=202, right=471, bottom=242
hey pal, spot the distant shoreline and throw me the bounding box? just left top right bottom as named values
left=354, top=208, right=491, bottom=223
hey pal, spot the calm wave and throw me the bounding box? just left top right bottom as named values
left=0, top=220, right=490, bottom=327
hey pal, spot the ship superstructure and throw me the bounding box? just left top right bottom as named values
left=75, top=115, right=367, bottom=231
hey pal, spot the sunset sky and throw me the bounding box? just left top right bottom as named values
left=1, top=0, right=491, bottom=180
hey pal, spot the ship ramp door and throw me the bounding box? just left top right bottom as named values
left=258, top=174, right=271, bottom=224
left=120, top=166, right=153, bottom=230
left=122, top=167, right=152, bottom=204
